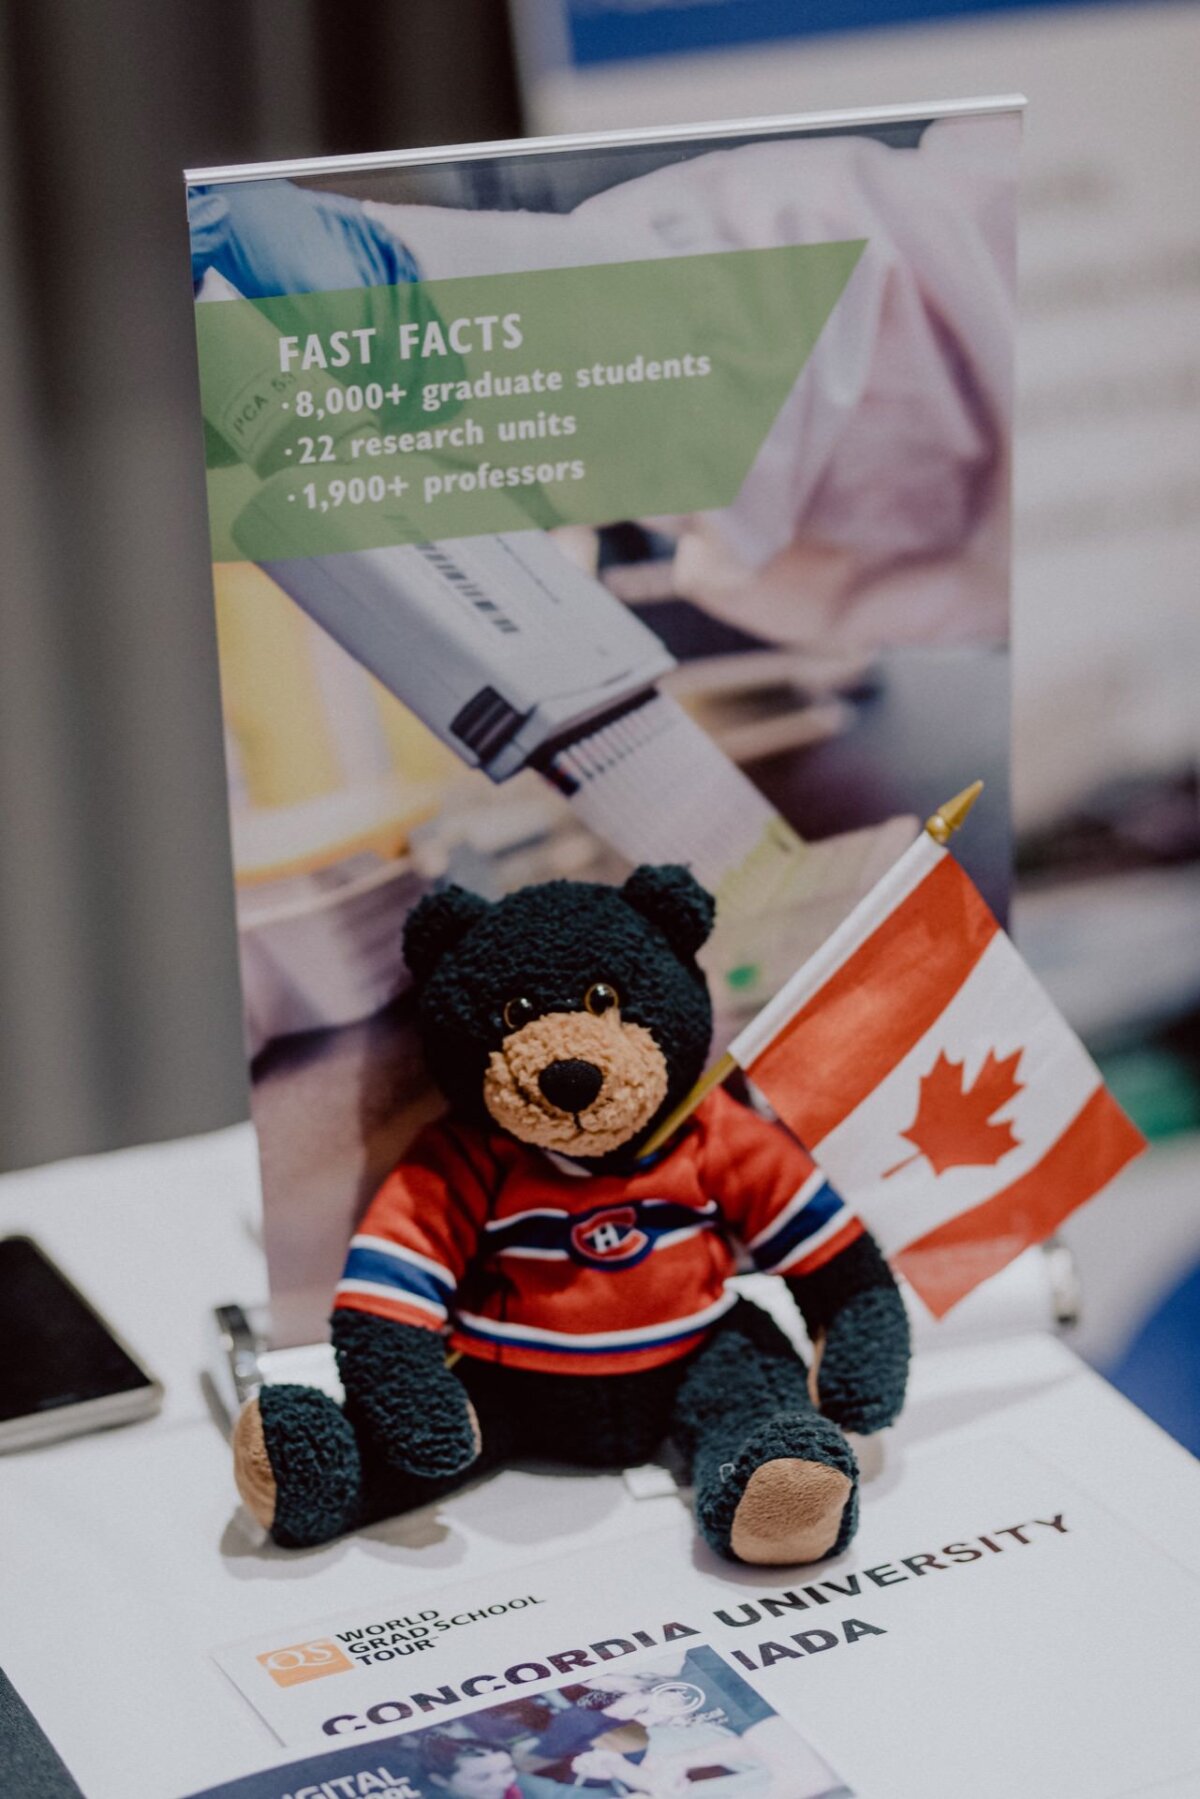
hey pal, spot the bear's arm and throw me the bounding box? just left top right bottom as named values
left=698, top=1088, right=909, bottom=1434
left=330, top=1120, right=494, bottom=1477
left=785, top=1231, right=910, bottom=1435
left=332, top=1309, right=479, bottom=1479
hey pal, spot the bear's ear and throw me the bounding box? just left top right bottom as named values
left=621, top=864, right=715, bottom=960
left=403, top=885, right=492, bottom=987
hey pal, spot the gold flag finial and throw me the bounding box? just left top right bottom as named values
left=925, top=779, right=984, bottom=845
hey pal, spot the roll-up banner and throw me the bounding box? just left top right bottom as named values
left=186, top=101, right=1020, bottom=1343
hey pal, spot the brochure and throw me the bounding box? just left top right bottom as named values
left=198, top=1436, right=1200, bottom=1797
left=186, top=103, right=1020, bottom=1345
left=207, top=1642, right=848, bottom=1799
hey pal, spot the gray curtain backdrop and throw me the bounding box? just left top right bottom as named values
left=0, top=0, right=520, bottom=1173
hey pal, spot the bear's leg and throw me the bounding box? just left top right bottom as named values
left=234, top=1386, right=364, bottom=1548
left=233, top=1384, right=493, bottom=1550
left=461, top=1356, right=681, bottom=1470
left=672, top=1299, right=858, bottom=1566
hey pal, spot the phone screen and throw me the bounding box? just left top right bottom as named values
left=0, top=1237, right=152, bottom=1421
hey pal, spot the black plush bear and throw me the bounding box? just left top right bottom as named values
left=233, top=866, right=909, bottom=1562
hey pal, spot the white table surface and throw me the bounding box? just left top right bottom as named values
left=2, top=1123, right=1198, bottom=1799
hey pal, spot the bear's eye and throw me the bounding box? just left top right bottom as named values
left=584, top=982, right=619, bottom=1016
left=503, top=996, right=537, bottom=1032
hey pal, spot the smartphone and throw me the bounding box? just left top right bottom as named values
left=0, top=1235, right=163, bottom=1451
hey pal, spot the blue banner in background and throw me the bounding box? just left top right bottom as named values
left=565, top=0, right=1109, bottom=65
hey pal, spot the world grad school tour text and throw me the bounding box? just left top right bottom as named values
left=316, top=1514, right=1070, bottom=1738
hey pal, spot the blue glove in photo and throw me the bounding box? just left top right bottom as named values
left=188, top=179, right=419, bottom=296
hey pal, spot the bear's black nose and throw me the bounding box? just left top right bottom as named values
left=538, top=1058, right=604, bottom=1114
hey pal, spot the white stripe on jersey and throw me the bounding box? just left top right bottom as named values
left=762, top=1203, right=857, bottom=1275
left=335, top=1279, right=447, bottom=1320
left=453, top=1289, right=737, bottom=1350
left=745, top=1166, right=828, bottom=1252
left=494, top=1245, right=570, bottom=1261
left=348, top=1235, right=456, bottom=1290
left=483, top=1206, right=569, bottom=1233
left=651, top=1224, right=711, bottom=1252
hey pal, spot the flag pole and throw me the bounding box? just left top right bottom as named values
left=639, top=1050, right=740, bottom=1156
left=636, top=779, right=985, bottom=1159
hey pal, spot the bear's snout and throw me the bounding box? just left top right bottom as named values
left=483, top=1009, right=669, bottom=1157
left=538, top=1057, right=604, bottom=1114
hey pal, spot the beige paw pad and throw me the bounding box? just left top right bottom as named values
left=232, top=1396, right=277, bottom=1530
left=466, top=1400, right=483, bottom=1459
left=730, top=1458, right=852, bottom=1566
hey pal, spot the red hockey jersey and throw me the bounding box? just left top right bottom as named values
left=333, top=1087, right=861, bottom=1375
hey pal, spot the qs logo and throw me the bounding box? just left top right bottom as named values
left=257, top=1638, right=354, bottom=1687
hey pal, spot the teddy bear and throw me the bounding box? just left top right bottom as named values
left=233, top=864, right=910, bottom=1562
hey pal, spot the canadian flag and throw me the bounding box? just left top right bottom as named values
left=728, top=831, right=1146, bottom=1317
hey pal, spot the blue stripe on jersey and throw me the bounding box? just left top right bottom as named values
left=486, top=1199, right=717, bottom=1257
left=751, top=1182, right=844, bottom=1273
left=341, top=1245, right=452, bottom=1310
left=484, top=1213, right=569, bottom=1254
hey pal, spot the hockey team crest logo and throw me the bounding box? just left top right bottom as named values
left=569, top=1204, right=651, bottom=1269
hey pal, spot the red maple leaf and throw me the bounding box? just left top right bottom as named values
left=884, top=1049, right=1024, bottom=1178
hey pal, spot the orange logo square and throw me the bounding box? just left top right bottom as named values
left=257, top=1637, right=355, bottom=1686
